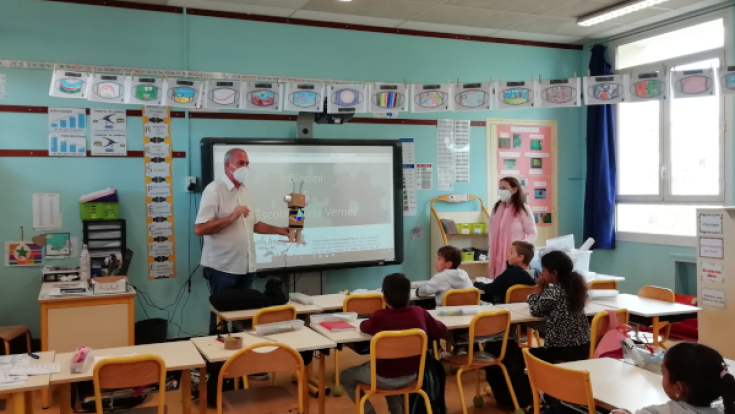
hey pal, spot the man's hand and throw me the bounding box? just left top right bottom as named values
left=230, top=206, right=250, bottom=219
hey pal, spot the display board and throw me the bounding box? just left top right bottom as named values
left=486, top=118, right=558, bottom=246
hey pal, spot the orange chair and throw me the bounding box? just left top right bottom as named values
left=442, top=310, right=519, bottom=414
left=522, top=349, right=596, bottom=414
left=217, top=343, right=305, bottom=414
left=0, top=326, right=31, bottom=356
left=635, top=286, right=675, bottom=348
left=93, top=355, right=167, bottom=414
left=331, top=294, right=386, bottom=395
left=435, top=288, right=482, bottom=357
left=241, top=304, right=298, bottom=389
left=505, top=285, right=542, bottom=348
left=589, top=309, right=629, bottom=358
left=355, top=329, right=432, bottom=414
left=588, top=280, right=618, bottom=290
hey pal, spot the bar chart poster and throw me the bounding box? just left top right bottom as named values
left=143, top=105, right=176, bottom=280
left=49, top=107, right=87, bottom=157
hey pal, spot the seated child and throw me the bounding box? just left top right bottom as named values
left=341, top=273, right=448, bottom=414
left=474, top=241, right=537, bottom=304
left=613, top=343, right=734, bottom=414
left=416, top=245, right=473, bottom=306
left=528, top=250, right=590, bottom=363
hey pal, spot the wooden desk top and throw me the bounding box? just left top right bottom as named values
left=310, top=319, right=373, bottom=344
left=558, top=358, right=668, bottom=410
left=496, top=302, right=612, bottom=318
left=310, top=290, right=430, bottom=312
left=428, top=305, right=541, bottom=328
left=590, top=294, right=701, bottom=317
left=0, top=351, right=55, bottom=394
left=50, top=341, right=205, bottom=384
left=191, top=329, right=337, bottom=363
left=38, top=282, right=136, bottom=303
left=212, top=301, right=323, bottom=321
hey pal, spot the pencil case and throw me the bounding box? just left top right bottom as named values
left=70, top=347, right=91, bottom=373
left=436, top=305, right=481, bottom=316
left=311, top=312, right=358, bottom=324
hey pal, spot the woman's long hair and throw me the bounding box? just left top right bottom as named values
left=492, top=177, right=527, bottom=215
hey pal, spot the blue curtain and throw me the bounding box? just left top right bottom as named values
left=583, top=44, right=617, bottom=249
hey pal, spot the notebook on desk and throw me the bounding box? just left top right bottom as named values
left=319, top=321, right=356, bottom=332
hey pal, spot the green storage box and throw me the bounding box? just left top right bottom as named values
left=471, top=223, right=488, bottom=234
left=80, top=202, right=119, bottom=220
left=456, top=223, right=471, bottom=234
left=462, top=251, right=475, bottom=262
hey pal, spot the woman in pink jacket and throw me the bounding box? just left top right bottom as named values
left=488, top=177, right=537, bottom=278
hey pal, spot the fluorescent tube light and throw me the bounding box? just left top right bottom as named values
left=577, top=0, right=670, bottom=26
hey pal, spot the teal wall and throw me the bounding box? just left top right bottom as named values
left=0, top=0, right=585, bottom=338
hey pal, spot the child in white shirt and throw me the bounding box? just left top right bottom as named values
left=416, top=245, right=473, bottom=306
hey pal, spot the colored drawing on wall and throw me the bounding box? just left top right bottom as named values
left=369, top=82, right=408, bottom=113
left=243, top=82, right=282, bottom=111
left=125, top=76, right=163, bottom=105
left=162, top=79, right=202, bottom=108
left=44, top=233, right=71, bottom=258
left=583, top=74, right=626, bottom=105
left=284, top=83, right=324, bottom=112
left=412, top=83, right=452, bottom=113
left=672, top=68, right=714, bottom=99
left=538, top=78, right=580, bottom=108
left=327, top=83, right=367, bottom=114
left=628, top=71, right=666, bottom=102
left=49, top=69, right=89, bottom=99
left=454, top=82, right=492, bottom=111
left=718, top=66, right=735, bottom=96
left=204, top=79, right=242, bottom=109
left=496, top=80, right=536, bottom=110
left=87, top=73, right=126, bottom=104
left=5, top=241, right=43, bottom=266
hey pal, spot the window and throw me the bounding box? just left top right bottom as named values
left=614, top=15, right=731, bottom=245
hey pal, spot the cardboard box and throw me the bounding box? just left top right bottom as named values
left=90, top=276, right=128, bottom=295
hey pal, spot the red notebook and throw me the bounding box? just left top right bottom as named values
left=319, top=321, right=356, bottom=332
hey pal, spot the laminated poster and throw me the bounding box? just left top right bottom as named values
left=495, top=80, right=536, bottom=110
left=161, top=79, right=203, bottom=109
left=701, top=287, right=726, bottom=309
left=671, top=68, right=714, bottom=99
left=628, top=71, right=667, bottom=102
left=204, top=79, right=242, bottom=109
left=699, top=261, right=725, bottom=284
left=454, top=82, right=492, bottom=111
left=718, top=66, right=735, bottom=96
left=699, top=237, right=724, bottom=259
left=538, top=78, right=580, bottom=108
left=283, top=83, right=324, bottom=113
left=91, top=109, right=127, bottom=156
left=87, top=73, right=126, bottom=104
left=583, top=74, right=627, bottom=105
left=49, top=69, right=89, bottom=99
left=242, top=82, right=282, bottom=112
left=698, top=213, right=723, bottom=235
left=369, top=82, right=409, bottom=113
left=412, top=83, right=453, bottom=113
left=126, top=76, right=164, bottom=106
left=327, top=83, right=367, bottom=114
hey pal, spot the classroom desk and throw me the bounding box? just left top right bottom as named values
left=0, top=352, right=55, bottom=414
left=310, top=291, right=430, bottom=311
left=496, top=302, right=613, bottom=318
left=191, top=328, right=337, bottom=414
left=557, top=358, right=668, bottom=410
left=428, top=305, right=542, bottom=328
left=310, top=319, right=372, bottom=344
left=51, top=341, right=207, bottom=414
left=211, top=300, right=322, bottom=323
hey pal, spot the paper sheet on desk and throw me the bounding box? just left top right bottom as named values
left=10, top=363, right=60, bottom=375
left=0, top=370, right=28, bottom=384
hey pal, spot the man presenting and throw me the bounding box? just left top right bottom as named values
left=194, top=148, right=288, bottom=333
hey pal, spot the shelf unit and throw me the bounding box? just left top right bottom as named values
left=430, top=195, right=490, bottom=279
left=82, top=219, right=126, bottom=270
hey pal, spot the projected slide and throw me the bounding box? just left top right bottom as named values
left=212, top=144, right=396, bottom=270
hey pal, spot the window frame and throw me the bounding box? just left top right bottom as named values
left=609, top=9, right=734, bottom=246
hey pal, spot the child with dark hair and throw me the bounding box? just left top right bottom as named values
left=475, top=241, right=537, bottom=304
left=528, top=250, right=590, bottom=363
left=613, top=343, right=734, bottom=414
left=416, top=245, right=473, bottom=305
left=341, top=273, right=448, bottom=414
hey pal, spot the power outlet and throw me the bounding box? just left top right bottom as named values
left=186, top=176, right=197, bottom=192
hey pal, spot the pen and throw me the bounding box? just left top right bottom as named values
left=28, top=353, right=39, bottom=359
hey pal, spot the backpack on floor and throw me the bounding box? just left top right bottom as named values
left=483, top=339, right=534, bottom=410
left=409, top=348, right=447, bottom=414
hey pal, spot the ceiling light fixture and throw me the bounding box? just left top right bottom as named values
left=577, top=0, right=670, bottom=26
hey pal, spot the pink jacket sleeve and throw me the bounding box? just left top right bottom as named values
left=520, top=204, right=537, bottom=242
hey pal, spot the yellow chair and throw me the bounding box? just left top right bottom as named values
left=0, top=326, right=31, bottom=356
left=355, top=329, right=432, bottom=414
left=636, top=286, right=675, bottom=348
left=588, top=280, right=618, bottom=290
left=331, top=294, right=385, bottom=395
left=217, top=343, right=305, bottom=414
left=522, top=349, right=596, bottom=414
left=93, top=355, right=167, bottom=414
left=442, top=310, right=519, bottom=414
left=505, top=285, right=542, bottom=349
left=589, top=309, right=629, bottom=358
left=434, top=288, right=482, bottom=357
left=240, top=304, right=298, bottom=389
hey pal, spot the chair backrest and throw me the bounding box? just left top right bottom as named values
left=638, top=285, right=675, bottom=303
left=253, top=304, right=297, bottom=327
left=366, top=329, right=428, bottom=393
left=505, top=284, right=541, bottom=303
left=588, top=280, right=618, bottom=290
left=343, top=293, right=385, bottom=316
left=522, top=349, right=596, bottom=414
left=442, top=288, right=481, bottom=306
left=589, top=309, right=629, bottom=358
left=468, top=310, right=511, bottom=362
left=217, top=343, right=304, bottom=414
left=93, top=355, right=166, bottom=414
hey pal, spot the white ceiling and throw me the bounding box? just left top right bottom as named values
left=122, top=0, right=728, bottom=44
